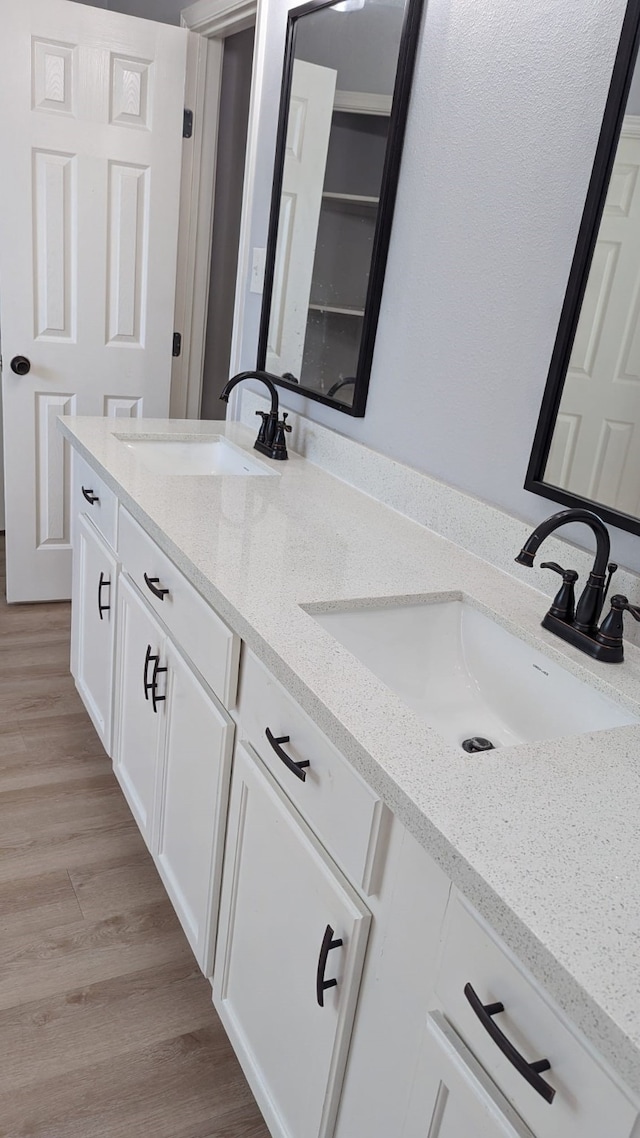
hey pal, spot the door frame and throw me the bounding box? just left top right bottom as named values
left=172, top=0, right=263, bottom=419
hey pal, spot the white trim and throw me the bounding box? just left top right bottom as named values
left=171, top=0, right=258, bottom=419
left=170, top=30, right=211, bottom=418
left=182, top=0, right=256, bottom=37
left=227, top=0, right=268, bottom=400
left=333, top=90, right=392, bottom=116
left=622, top=113, right=640, bottom=139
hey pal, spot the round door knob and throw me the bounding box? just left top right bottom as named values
left=10, top=356, right=31, bottom=376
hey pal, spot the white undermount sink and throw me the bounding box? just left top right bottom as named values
left=306, top=597, right=638, bottom=750
left=117, top=435, right=277, bottom=477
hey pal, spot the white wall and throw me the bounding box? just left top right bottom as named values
left=70, top=0, right=186, bottom=22
left=236, top=0, right=640, bottom=570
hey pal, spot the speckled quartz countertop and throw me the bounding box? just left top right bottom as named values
left=60, top=415, right=640, bottom=1095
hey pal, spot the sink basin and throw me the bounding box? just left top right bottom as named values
left=306, top=597, right=638, bottom=749
left=117, top=436, right=277, bottom=477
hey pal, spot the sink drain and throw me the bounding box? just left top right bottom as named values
left=461, top=736, right=495, bottom=753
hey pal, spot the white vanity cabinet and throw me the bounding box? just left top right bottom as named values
left=65, top=443, right=640, bottom=1138
left=113, top=578, right=234, bottom=975
left=213, top=742, right=371, bottom=1138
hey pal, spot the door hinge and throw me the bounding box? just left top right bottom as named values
left=172, top=332, right=182, bottom=357
left=183, top=108, right=193, bottom=138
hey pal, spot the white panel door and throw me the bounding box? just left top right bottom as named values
left=546, top=122, right=640, bottom=516
left=71, top=514, right=117, bottom=754
left=266, top=59, right=337, bottom=379
left=155, top=639, right=233, bottom=975
left=0, top=0, right=188, bottom=602
left=213, top=742, right=371, bottom=1138
left=403, top=1012, right=534, bottom=1138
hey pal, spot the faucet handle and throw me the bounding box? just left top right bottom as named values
left=255, top=410, right=269, bottom=446
left=540, top=562, right=578, bottom=582
left=610, top=594, right=640, bottom=621
left=540, top=562, right=578, bottom=623
left=595, top=594, right=640, bottom=660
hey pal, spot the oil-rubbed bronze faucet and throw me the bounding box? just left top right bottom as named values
left=514, top=508, right=633, bottom=662
left=220, top=370, right=291, bottom=460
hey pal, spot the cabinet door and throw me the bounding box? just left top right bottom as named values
left=403, top=1012, right=534, bottom=1138
left=71, top=515, right=117, bottom=753
left=155, top=639, right=234, bottom=975
left=113, top=575, right=164, bottom=849
left=213, top=743, right=371, bottom=1138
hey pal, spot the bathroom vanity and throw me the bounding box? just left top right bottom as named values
left=61, top=415, right=640, bottom=1138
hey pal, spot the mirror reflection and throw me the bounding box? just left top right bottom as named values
left=544, top=54, right=640, bottom=517
left=262, top=0, right=407, bottom=410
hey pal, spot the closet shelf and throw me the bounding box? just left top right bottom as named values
left=308, top=303, right=366, bottom=317
left=322, top=192, right=379, bottom=207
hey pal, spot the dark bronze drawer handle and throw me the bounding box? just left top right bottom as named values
left=97, top=571, right=110, bottom=620
left=144, top=572, right=170, bottom=601
left=464, top=982, right=555, bottom=1103
left=316, top=924, right=343, bottom=1007
left=143, top=645, right=167, bottom=714
left=81, top=486, right=99, bottom=505
left=265, top=727, right=310, bottom=781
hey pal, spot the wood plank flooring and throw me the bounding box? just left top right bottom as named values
left=0, top=536, right=270, bottom=1138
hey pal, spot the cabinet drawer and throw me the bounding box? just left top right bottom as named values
left=118, top=507, right=240, bottom=708
left=237, top=649, right=386, bottom=894
left=73, top=452, right=117, bottom=550
left=434, top=894, right=638, bottom=1138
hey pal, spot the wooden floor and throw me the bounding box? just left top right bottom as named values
left=0, top=536, right=270, bottom=1138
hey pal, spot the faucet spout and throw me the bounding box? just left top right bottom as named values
left=219, top=370, right=289, bottom=461
left=220, top=370, right=280, bottom=418
left=515, top=508, right=611, bottom=633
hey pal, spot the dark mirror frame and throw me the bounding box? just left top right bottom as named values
left=256, top=0, right=425, bottom=417
left=525, top=0, right=640, bottom=535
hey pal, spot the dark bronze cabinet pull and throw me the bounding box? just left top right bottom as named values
left=97, top=572, right=110, bottom=620
left=265, top=727, right=310, bottom=781
left=464, top=983, right=555, bottom=1103
left=316, top=924, right=343, bottom=1007
left=143, top=645, right=167, bottom=714
left=81, top=486, right=99, bottom=505
left=144, top=572, right=169, bottom=601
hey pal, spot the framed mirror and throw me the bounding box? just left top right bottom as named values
left=526, top=0, right=640, bottom=535
left=257, top=0, right=423, bottom=416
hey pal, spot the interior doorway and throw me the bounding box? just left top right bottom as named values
left=200, top=26, right=255, bottom=417
left=171, top=0, right=261, bottom=421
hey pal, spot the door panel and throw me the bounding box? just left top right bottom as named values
left=403, top=1012, right=534, bottom=1138
left=0, top=0, right=188, bottom=601
left=546, top=124, right=640, bottom=516
left=113, top=575, right=164, bottom=847
left=155, top=640, right=233, bottom=974
left=266, top=59, right=337, bottom=378
left=214, top=742, right=370, bottom=1138
left=71, top=514, right=117, bottom=752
